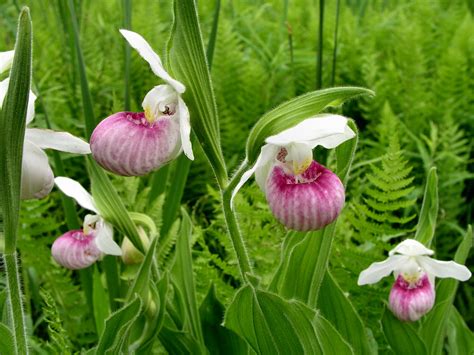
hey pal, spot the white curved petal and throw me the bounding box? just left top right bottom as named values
left=94, top=219, right=122, bottom=256
left=358, top=255, right=407, bottom=285
left=231, top=145, right=279, bottom=208
left=265, top=115, right=354, bottom=149
left=389, top=239, right=434, bottom=257
left=54, top=177, right=98, bottom=213
left=119, top=29, right=185, bottom=94
left=0, top=79, right=36, bottom=126
left=285, top=142, right=313, bottom=175
left=26, top=128, right=91, bottom=154
left=177, top=96, right=194, bottom=160
left=142, top=84, right=178, bottom=120
left=21, top=141, right=54, bottom=200
left=0, top=78, right=9, bottom=108
left=0, top=50, right=14, bottom=74
left=418, top=256, right=471, bottom=281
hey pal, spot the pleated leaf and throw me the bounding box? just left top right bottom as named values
left=414, top=167, right=438, bottom=247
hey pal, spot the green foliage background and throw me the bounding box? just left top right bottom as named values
left=0, top=0, right=472, bottom=352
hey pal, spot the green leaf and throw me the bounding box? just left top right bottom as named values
left=246, top=87, right=373, bottom=163
left=199, top=284, right=248, bottom=354
left=170, top=208, right=206, bottom=349
left=96, top=296, right=142, bottom=354
left=224, top=285, right=353, bottom=354
left=414, top=167, right=438, bottom=247
left=0, top=323, right=15, bottom=355
left=269, top=123, right=358, bottom=307
left=420, top=226, right=472, bottom=355
left=446, top=306, right=474, bottom=355
left=88, top=158, right=143, bottom=252
left=93, top=265, right=109, bottom=336
left=381, top=306, right=428, bottom=355
left=159, top=322, right=206, bottom=354
left=318, top=272, right=374, bottom=355
left=169, top=0, right=227, bottom=185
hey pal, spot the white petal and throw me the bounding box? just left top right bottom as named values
left=357, top=255, right=407, bottom=285
left=0, top=78, right=37, bottom=125
left=26, top=128, right=91, bottom=154
left=265, top=114, right=354, bottom=149
left=389, top=239, right=434, bottom=257
left=0, top=50, right=14, bottom=74
left=21, top=141, right=54, bottom=199
left=285, top=142, right=314, bottom=175
left=0, top=78, right=9, bottom=108
left=54, top=177, right=98, bottom=213
left=177, top=96, right=194, bottom=160
left=418, top=256, right=471, bottom=281
left=231, top=144, right=279, bottom=208
left=94, top=219, right=122, bottom=256
left=119, top=29, right=185, bottom=94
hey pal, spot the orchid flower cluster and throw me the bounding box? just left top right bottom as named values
left=4, top=28, right=470, bottom=326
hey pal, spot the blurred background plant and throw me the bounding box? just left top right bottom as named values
left=0, top=0, right=472, bottom=352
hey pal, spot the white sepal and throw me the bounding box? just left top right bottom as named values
left=0, top=50, right=14, bottom=74
left=119, top=29, right=185, bottom=94
left=26, top=128, right=91, bottom=154
left=357, top=255, right=406, bottom=285
left=21, top=141, right=55, bottom=200
left=177, top=96, right=194, bottom=160
left=418, top=256, right=471, bottom=281
left=94, top=219, right=122, bottom=256
left=0, top=78, right=37, bottom=125
left=389, top=239, right=434, bottom=257
left=142, top=84, right=178, bottom=119
left=54, top=177, right=98, bottom=213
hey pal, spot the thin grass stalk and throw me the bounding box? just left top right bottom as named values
left=331, top=0, right=340, bottom=87
left=206, top=0, right=221, bottom=69
left=316, top=0, right=324, bottom=89
left=122, top=0, right=132, bottom=111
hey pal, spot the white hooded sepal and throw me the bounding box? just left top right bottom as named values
left=21, top=141, right=55, bottom=200
left=93, top=217, right=122, bottom=256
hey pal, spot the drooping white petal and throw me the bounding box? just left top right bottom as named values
left=265, top=115, right=354, bottom=149
left=94, top=219, right=122, bottom=256
left=54, top=177, right=98, bottom=213
left=389, top=239, right=434, bottom=257
left=285, top=142, right=314, bottom=175
left=119, top=29, right=185, bottom=94
left=25, top=128, right=91, bottom=154
left=21, top=141, right=54, bottom=200
left=358, top=255, right=407, bottom=285
left=231, top=145, right=279, bottom=207
left=0, top=78, right=37, bottom=125
left=177, top=96, right=194, bottom=160
left=0, top=50, right=14, bottom=74
left=418, top=256, right=471, bottom=281
left=142, top=84, right=178, bottom=119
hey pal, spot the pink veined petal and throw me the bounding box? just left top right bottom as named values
left=417, top=256, right=471, bottom=281
left=358, top=255, right=407, bottom=285
left=21, top=141, right=54, bottom=200
left=25, top=128, right=91, bottom=154
left=54, top=177, right=98, bottom=213
left=119, top=29, right=185, bottom=94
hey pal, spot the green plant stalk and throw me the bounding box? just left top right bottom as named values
left=221, top=160, right=253, bottom=281
left=330, top=0, right=340, bottom=87
left=316, top=0, right=324, bottom=89
left=122, top=0, right=132, bottom=111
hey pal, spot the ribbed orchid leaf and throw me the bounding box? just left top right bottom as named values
left=246, top=87, right=372, bottom=163
left=168, top=0, right=227, bottom=185
left=446, top=306, right=474, bottom=354
left=224, top=285, right=353, bottom=354
left=414, top=167, right=438, bottom=247
left=92, top=265, right=109, bottom=336
left=0, top=323, right=15, bottom=355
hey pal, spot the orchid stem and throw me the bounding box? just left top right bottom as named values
left=221, top=160, right=253, bottom=282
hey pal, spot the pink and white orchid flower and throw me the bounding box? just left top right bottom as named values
left=90, top=30, right=193, bottom=176
left=232, top=115, right=355, bottom=231
left=52, top=177, right=122, bottom=269
left=358, top=239, right=471, bottom=322
left=0, top=50, right=91, bottom=200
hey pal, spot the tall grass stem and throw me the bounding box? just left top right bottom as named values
left=331, top=0, right=340, bottom=87
left=122, top=0, right=132, bottom=111
left=316, top=0, right=324, bottom=89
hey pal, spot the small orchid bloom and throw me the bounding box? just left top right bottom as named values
left=52, top=177, right=122, bottom=269
left=358, top=239, right=471, bottom=322
left=232, top=114, right=355, bottom=231
left=90, top=30, right=193, bottom=176
left=0, top=51, right=91, bottom=200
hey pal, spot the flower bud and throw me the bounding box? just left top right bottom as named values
left=90, top=111, right=181, bottom=176
left=51, top=230, right=102, bottom=269
left=389, top=274, right=435, bottom=322
left=121, top=227, right=150, bottom=265
left=265, top=160, right=345, bottom=231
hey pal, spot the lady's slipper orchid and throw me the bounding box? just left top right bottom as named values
left=0, top=51, right=91, bottom=200
left=52, top=177, right=122, bottom=269
left=232, top=114, right=355, bottom=231
left=358, top=239, right=471, bottom=322
left=90, top=30, right=193, bottom=176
